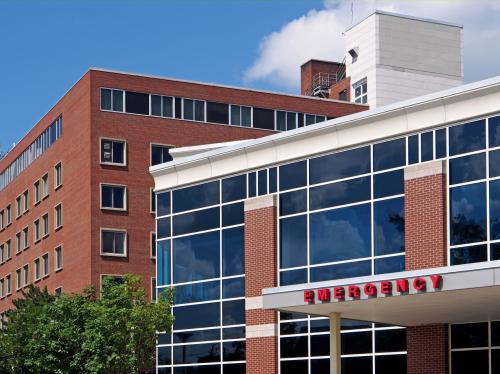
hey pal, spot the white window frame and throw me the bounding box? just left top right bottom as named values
left=41, top=212, right=49, bottom=238
left=150, top=143, right=175, bottom=167
left=22, top=226, right=29, bottom=250
left=54, top=161, right=63, bottom=189
left=100, top=228, right=127, bottom=257
left=42, top=252, right=49, bottom=278
left=54, top=245, right=63, bottom=271
left=41, top=173, right=49, bottom=199
left=5, top=274, right=11, bottom=295
left=34, top=257, right=41, bottom=282
left=353, top=78, right=368, bottom=104
left=99, top=137, right=127, bottom=166
left=99, top=183, right=127, bottom=211
left=54, top=203, right=63, bottom=230
left=34, top=179, right=41, bottom=205
left=34, top=218, right=41, bottom=243
left=22, top=190, right=29, bottom=213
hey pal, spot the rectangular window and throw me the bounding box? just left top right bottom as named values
left=15, top=232, right=21, bottom=254
left=162, top=96, right=173, bottom=118
left=23, top=264, right=29, bottom=287
left=42, top=213, right=49, bottom=237
left=125, top=91, right=149, bottom=115
left=23, top=190, right=29, bottom=213
left=0, top=279, right=3, bottom=299
left=55, top=287, right=62, bottom=296
left=41, top=174, right=49, bottom=199
left=42, top=253, right=49, bottom=277
left=101, top=229, right=127, bottom=256
left=100, top=139, right=126, bottom=165
left=151, top=94, right=162, bottom=116
left=206, top=102, right=229, bottom=124
left=34, top=258, right=41, bottom=281
left=151, top=232, right=156, bottom=259
left=0, top=209, right=4, bottom=230
left=34, top=180, right=41, bottom=204
left=5, top=274, right=11, bottom=294
left=6, top=205, right=11, bottom=226
left=151, top=144, right=173, bottom=166
left=353, top=78, right=368, bottom=104
left=15, top=269, right=21, bottom=290
left=151, top=277, right=156, bottom=302
left=54, top=204, right=63, bottom=229
left=54, top=162, right=62, bottom=188
left=183, top=99, right=205, bottom=121
left=0, top=244, right=4, bottom=264
left=5, top=240, right=11, bottom=260
left=34, top=218, right=41, bottom=242
left=100, top=88, right=124, bottom=112
left=150, top=188, right=156, bottom=214
left=55, top=246, right=63, bottom=271
left=15, top=196, right=21, bottom=218
left=22, top=227, right=29, bottom=249
left=253, top=107, right=275, bottom=130
left=100, top=185, right=126, bottom=210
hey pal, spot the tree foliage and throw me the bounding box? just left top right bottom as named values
left=0, top=274, right=174, bottom=374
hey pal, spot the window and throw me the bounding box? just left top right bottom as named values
left=15, top=269, right=21, bottom=290
left=6, top=205, right=11, bottom=226
left=101, top=229, right=127, bottom=256
left=54, top=204, right=63, bottom=229
left=22, top=227, right=29, bottom=250
left=151, top=232, right=156, bottom=259
left=5, top=240, right=11, bottom=260
left=151, top=144, right=173, bottom=166
left=183, top=99, right=205, bottom=121
left=339, top=89, right=348, bottom=101
left=101, top=274, right=125, bottom=286
left=23, top=264, right=29, bottom=287
left=34, top=218, right=41, bottom=242
left=353, top=79, right=368, bottom=104
left=0, top=243, right=4, bottom=264
left=15, top=196, right=21, bottom=218
left=54, top=162, right=62, bottom=188
left=5, top=274, right=11, bottom=295
left=55, top=287, right=62, bottom=296
left=34, top=180, right=41, bottom=204
left=150, top=188, right=156, bottom=214
left=22, top=190, right=29, bottom=213
left=0, top=279, right=4, bottom=298
left=125, top=91, right=149, bottom=115
left=230, top=105, right=251, bottom=127
left=100, top=139, right=126, bottom=165
left=151, top=277, right=156, bottom=302
left=101, top=185, right=126, bottom=210
left=15, top=232, right=21, bottom=254
left=206, top=102, right=228, bottom=124
left=253, top=107, right=275, bottom=130
left=54, top=246, right=63, bottom=271
left=34, top=258, right=41, bottom=281
left=42, top=213, right=49, bottom=237
left=100, top=88, right=124, bottom=112
left=41, top=174, right=49, bottom=198
left=0, top=209, right=4, bottom=230
left=151, top=94, right=175, bottom=118
left=277, top=111, right=298, bottom=131
left=42, top=253, right=49, bottom=277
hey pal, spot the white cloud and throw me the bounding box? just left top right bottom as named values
left=245, top=0, right=500, bottom=92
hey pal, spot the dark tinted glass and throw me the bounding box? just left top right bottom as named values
left=449, top=153, right=486, bottom=184
left=223, top=341, right=245, bottom=361
left=281, top=360, right=308, bottom=374
left=173, top=231, right=220, bottom=283
left=375, top=255, right=405, bottom=274
left=492, top=321, right=500, bottom=346
left=449, top=119, right=486, bottom=156
left=490, top=180, right=500, bottom=240
left=279, top=161, right=307, bottom=191
left=309, top=146, right=370, bottom=184
left=375, top=329, right=406, bottom=352
left=421, top=131, right=434, bottom=162
left=310, top=318, right=329, bottom=333
left=248, top=172, right=256, bottom=198
left=269, top=167, right=277, bottom=193
left=311, top=334, right=329, bottom=356
left=311, top=359, right=330, bottom=374
left=173, top=342, right=220, bottom=364
left=174, top=302, right=220, bottom=330
left=280, top=321, right=308, bottom=335
left=374, top=197, right=405, bottom=255
left=172, top=207, right=220, bottom=236
left=223, top=364, right=244, bottom=374
left=162, top=96, right=173, bottom=117
left=375, top=355, right=407, bottom=374
left=311, top=260, right=371, bottom=282
left=490, top=116, right=500, bottom=147
left=374, top=169, right=404, bottom=198
left=280, top=189, right=307, bottom=216
left=280, top=336, right=308, bottom=358
left=341, top=319, right=371, bottom=330
left=174, top=328, right=220, bottom=344
left=287, top=112, right=297, bottom=130
left=157, top=217, right=171, bottom=239
left=195, top=100, right=204, bottom=121
left=450, top=244, right=487, bottom=265
left=222, top=175, right=246, bottom=203
left=230, top=105, right=240, bottom=125
left=452, top=350, right=489, bottom=374
left=157, top=346, right=171, bottom=365
left=157, top=240, right=170, bottom=286
left=342, top=356, right=372, bottom=374
left=101, top=185, right=112, bottom=207
left=342, top=331, right=372, bottom=354
left=222, top=202, right=243, bottom=227
left=280, top=311, right=308, bottom=321
left=253, top=107, right=275, bottom=130
left=112, top=90, right=123, bottom=111
left=277, top=111, right=286, bottom=131
left=111, top=141, right=124, bottom=164
left=305, top=114, right=315, bottom=125
left=151, top=95, right=161, bottom=116
left=158, top=332, right=171, bottom=345
left=310, top=176, right=370, bottom=210
left=280, top=215, right=307, bottom=268
left=174, top=366, right=220, bottom=374
left=433, top=128, right=446, bottom=159
left=451, top=322, right=489, bottom=348
left=408, top=135, right=419, bottom=164
left=157, top=192, right=171, bottom=217
left=223, top=326, right=245, bottom=340
left=492, top=242, right=500, bottom=261
left=173, top=181, right=219, bottom=213
left=174, top=97, right=182, bottom=119
left=490, top=149, right=500, bottom=177
left=222, top=227, right=244, bottom=276
left=373, top=138, right=406, bottom=171
left=223, top=277, right=244, bottom=298
left=125, top=91, right=149, bottom=115
left=100, top=88, right=111, bottom=110
left=298, top=113, right=304, bottom=127
left=183, top=99, right=194, bottom=120
left=310, top=204, right=371, bottom=264
left=222, top=300, right=245, bottom=325
left=450, top=183, right=486, bottom=245
left=207, top=102, right=229, bottom=124
left=280, top=269, right=307, bottom=286
left=175, top=280, right=219, bottom=304
left=258, top=169, right=267, bottom=195
left=493, top=349, right=500, bottom=374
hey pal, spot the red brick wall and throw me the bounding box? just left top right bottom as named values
left=407, top=325, right=448, bottom=374
left=247, top=337, right=278, bottom=374
left=300, top=60, right=343, bottom=96
left=329, top=77, right=351, bottom=102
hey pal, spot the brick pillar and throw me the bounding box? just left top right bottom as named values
left=404, top=160, right=448, bottom=374
left=244, top=195, right=278, bottom=374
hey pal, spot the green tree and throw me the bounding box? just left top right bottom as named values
left=0, top=274, right=174, bottom=374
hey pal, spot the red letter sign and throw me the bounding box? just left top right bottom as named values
left=348, top=285, right=361, bottom=298
left=304, top=290, right=315, bottom=303
left=318, top=289, right=331, bottom=302
left=381, top=281, right=392, bottom=295
left=333, top=287, right=345, bottom=300
left=364, top=283, right=377, bottom=297
left=413, top=278, right=427, bottom=291
left=430, top=275, right=442, bottom=289
left=396, top=279, right=409, bottom=293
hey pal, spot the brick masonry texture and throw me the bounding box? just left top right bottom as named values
left=405, top=171, right=448, bottom=374
left=407, top=325, right=448, bottom=374
left=246, top=337, right=278, bottom=374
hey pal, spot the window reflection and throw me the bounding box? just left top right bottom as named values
left=222, top=227, right=244, bottom=276
left=450, top=183, right=486, bottom=245
left=310, top=260, right=371, bottom=282
left=449, top=153, right=486, bottom=185
left=449, top=119, right=485, bottom=156
left=374, top=198, right=405, bottom=256
left=373, top=138, right=406, bottom=171
left=280, top=215, right=307, bottom=268
left=309, top=176, right=370, bottom=211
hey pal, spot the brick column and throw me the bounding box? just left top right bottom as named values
left=404, top=160, right=448, bottom=374
left=244, top=195, right=278, bottom=374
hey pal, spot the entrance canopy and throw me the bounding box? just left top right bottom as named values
left=262, top=262, right=500, bottom=326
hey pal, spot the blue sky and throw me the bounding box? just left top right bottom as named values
left=0, top=0, right=324, bottom=150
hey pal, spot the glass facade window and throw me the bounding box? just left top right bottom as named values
left=151, top=145, right=173, bottom=166
left=207, top=102, right=229, bottom=124
left=125, top=91, right=149, bottom=115
left=101, top=139, right=125, bottom=165
left=253, top=107, right=275, bottom=130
